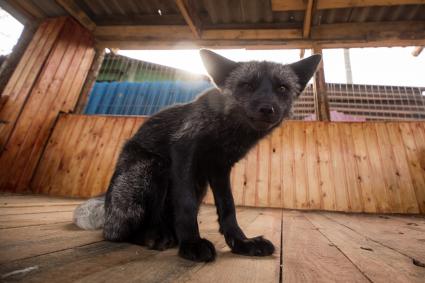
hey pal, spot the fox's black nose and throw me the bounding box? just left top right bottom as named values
left=258, top=105, right=275, bottom=116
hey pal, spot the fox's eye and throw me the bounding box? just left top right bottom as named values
left=241, top=82, right=255, bottom=91
left=277, top=85, right=287, bottom=93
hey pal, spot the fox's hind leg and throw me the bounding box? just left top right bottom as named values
left=139, top=201, right=177, bottom=250
left=103, top=149, right=176, bottom=249
left=103, top=159, right=150, bottom=242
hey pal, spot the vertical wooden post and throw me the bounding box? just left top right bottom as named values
left=312, top=45, right=330, bottom=121
left=343, top=48, right=353, bottom=84
left=74, top=48, right=105, bottom=114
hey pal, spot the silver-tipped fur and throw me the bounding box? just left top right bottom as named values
left=73, top=196, right=105, bottom=230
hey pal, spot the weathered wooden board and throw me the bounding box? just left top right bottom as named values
left=30, top=114, right=425, bottom=213
left=177, top=208, right=281, bottom=283
left=0, top=18, right=65, bottom=151
left=32, top=115, right=144, bottom=197
left=0, top=222, right=103, bottom=264
left=0, top=211, right=73, bottom=229
left=0, top=17, right=95, bottom=193
left=282, top=211, right=368, bottom=282
left=1, top=195, right=425, bottom=282
left=324, top=212, right=425, bottom=263
left=305, top=213, right=425, bottom=283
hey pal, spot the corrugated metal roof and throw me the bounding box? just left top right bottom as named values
left=2, top=0, right=424, bottom=49
left=314, top=5, right=425, bottom=25
left=4, top=0, right=424, bottom=26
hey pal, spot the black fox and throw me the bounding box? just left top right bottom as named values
left=74, top=50, right=321, bottom=262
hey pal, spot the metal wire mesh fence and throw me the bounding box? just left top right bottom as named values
left=84, top=53, right=425, bottom=121
left=327, top=83, right=425, bottom=121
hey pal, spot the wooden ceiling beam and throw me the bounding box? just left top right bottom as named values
left=272, top=0, right=425, bottom=11
left=95, top=25, right=194, bottom=40
left=95, top=21, right=425, bottom=42
left=95, top=21, right=425, bottom=50
left=310, top=21, right=425, bottom=41
left=55, top=0, right=96, bottom=31
left=95, top=25, right=302, bottom=40
left=96, top=38, right=425, bottom=50
left=175, top=0, right=201, bottom=39
left=202, top=29, right=302, bottom=40
left=303, top=0, right=315, bottom=38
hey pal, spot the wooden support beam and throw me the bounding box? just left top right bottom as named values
left=96, top=38, right=425, bottom=50
left=202, top=28, right=302, bottom=40
left=303, top=0, right=314, bottom=38
left=300, top=49, right=306, bottom=59
left=312, top=45, right=330, bottom=121
left=272, top=0, right=425, bottom=11
left=175, top=0, right=201, bottom=39
left=94, top=25, right=194, bottom=40
left=412, top=46, right=424, bottom=56
left=55, top=0, right=96, bottom=31
left=94, top=21, right=425, bottom=42
left=74, top=48, right=105, bottom=114
left=94, top=25, right=302, bottom=41
left=95, top=21, right=425, bottom=50
left=311, top=21, right=425, bottom=41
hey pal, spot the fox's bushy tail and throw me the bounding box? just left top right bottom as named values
left=73, top=195, right=105, bottom=230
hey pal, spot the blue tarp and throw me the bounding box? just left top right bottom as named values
left=84, top=81, right=213, bottom=115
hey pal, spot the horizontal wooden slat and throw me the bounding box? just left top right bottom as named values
left=32, top=114, right=425, bottom=214
left=202, top=29, right=302, bottom=40
left=0, top=222, right=102, bottom=264
left=96, top=21, right=425, bottom=49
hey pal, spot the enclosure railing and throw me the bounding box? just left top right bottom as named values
left=84, top=53, right=425, bottom=122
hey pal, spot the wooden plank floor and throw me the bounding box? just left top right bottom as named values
left=0, top=194, right=424, bottom=282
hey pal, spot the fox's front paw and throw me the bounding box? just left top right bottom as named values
left=179, top=238, right=216, bottom=262
left=231, top=236, right=275, bottom=256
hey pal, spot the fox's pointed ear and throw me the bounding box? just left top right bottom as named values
left=200, top=49, right=238, bottom=88
left=289, top=54, right=322, bottom=91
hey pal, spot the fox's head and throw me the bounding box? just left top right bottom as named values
left=200, top=49, right=321, bottom=131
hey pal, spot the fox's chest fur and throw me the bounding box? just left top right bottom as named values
left=132, top=89, right=269, bottom=169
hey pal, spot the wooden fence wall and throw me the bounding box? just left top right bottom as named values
left=0, top=18, right=95, bottom=192
left=32, top=114, right=425, bottom=214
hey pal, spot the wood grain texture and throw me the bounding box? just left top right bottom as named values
left=0, top=17, right=95, bottom=193
left=324, top=212, right=425, bottom=263
left=306, top=213, right=425, bottom=282
left=0, top=19, right=65, bottom=151
left=31, top=114, right=425, bottom=214
left=1, top=194, right=425, bottom=282
left=282, top=211, right=368, bottom=282
left=0, top=222, right=102, bottom=264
